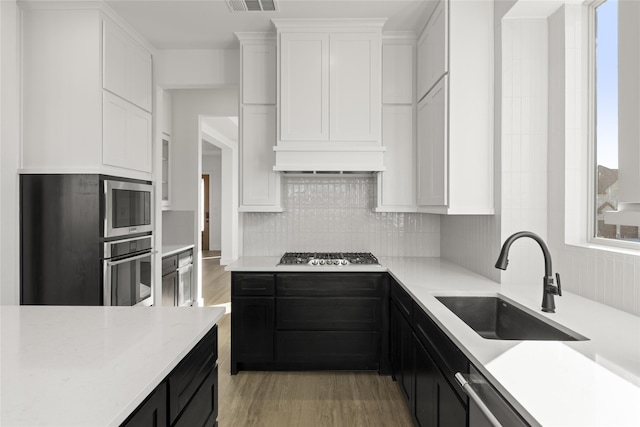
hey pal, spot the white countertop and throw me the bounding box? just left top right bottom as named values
left=162, top=243, right=195, bottom=258
left=0, top=306, right=225, bottom=427
left=226, top=256, right=640, bottom=426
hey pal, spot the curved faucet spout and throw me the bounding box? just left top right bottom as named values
left=495, top=231, right=552, bottom=277
left=495, top=231, right=561, bottom=313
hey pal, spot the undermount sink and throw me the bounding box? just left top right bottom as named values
left=435, top=295, right=587, bottom=341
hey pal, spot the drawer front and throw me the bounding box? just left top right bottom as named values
left=391, top=279, right=413, bottom=321
left=276, top=273, right=384, bottom=297
left=168, top=326, right=218, bottom=424
left=178, top=249, right=193, bottom=268
left=232, top=273, right=275, bottom=296
left=162, top=255, right=178, bottom=276
left=174, top=364, right=218, bottom=427
left=413, top=304, right=468, bottom=401
left=276, top=331, right=380, bottom=363
left=277, top=298, right=381, bottom=331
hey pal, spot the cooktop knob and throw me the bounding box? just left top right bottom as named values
left=310, top=259, right=319, bottom=266
left=340, top=259, right=348, bottom=265
left=319, top=259, right=325, bottom=265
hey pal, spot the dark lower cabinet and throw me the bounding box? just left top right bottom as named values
left=121, top=382, right=168, bottom=427
left=231, top=272, right=388, bottom=374
left=390, top=278, right=469, bottom=427
left=121, top=326, right=218, bottom=427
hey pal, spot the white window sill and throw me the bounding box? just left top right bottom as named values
left=566, top=240, right=640, bottom=257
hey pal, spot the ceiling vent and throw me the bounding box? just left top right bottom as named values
left=226, top=0, right=278, bottom=12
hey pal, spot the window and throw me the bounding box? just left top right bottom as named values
left=592, top=0, right=640, bottom=245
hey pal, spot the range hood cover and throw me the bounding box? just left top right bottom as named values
left=273, top=145, right=386, bottom=173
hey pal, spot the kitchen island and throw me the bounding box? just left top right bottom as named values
left=226, top=256, right=640, bottom=427
left=0, top=305, right=225, bottom=427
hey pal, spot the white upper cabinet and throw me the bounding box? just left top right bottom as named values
left=103, top=20, right=152, bottom=112
left=273, top=19, right=386, bottom=172
left=241, top=105, right=281, bottom=210
left=236, top=33, right=282, bottom=212
left=279, top=32, right=330, bottom=142
left=417, top=0, right=447, bottom=100
left=382, top=42, right=414, bottom=104
left=21, top=6, right=154, bottom=180
left=329, top=32, right=380, bottom=142
left=242, top=41, right=277, bottom=105
left=377, top=36, right=417, bottom=212
left=416, top=0, right=494, bottom=214
left=417, top=78, right=447, bottom=207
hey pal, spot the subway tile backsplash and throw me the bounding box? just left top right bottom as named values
left=242, top=176, right=440, bottom=257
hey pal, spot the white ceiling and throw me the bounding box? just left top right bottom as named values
left=105, top=0, right=433, bottom=49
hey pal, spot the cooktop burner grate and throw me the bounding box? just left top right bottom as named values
left=278, top=252, right=380, bottom=266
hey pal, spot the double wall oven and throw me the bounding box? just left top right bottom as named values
left=102, top=178, right=154, bottom=306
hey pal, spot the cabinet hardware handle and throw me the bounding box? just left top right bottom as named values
left=455, top=372, right=502, bottom=427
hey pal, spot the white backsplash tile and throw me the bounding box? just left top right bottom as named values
left=242, top=176, right=440, bottom=257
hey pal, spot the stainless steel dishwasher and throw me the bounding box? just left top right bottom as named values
left=455, top=366, right=533, bottom=427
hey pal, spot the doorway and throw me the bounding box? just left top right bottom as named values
left=202, top=174, right=210, bottom=250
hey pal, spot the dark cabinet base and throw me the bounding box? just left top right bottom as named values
left=231, top=272, right=389, bottom=375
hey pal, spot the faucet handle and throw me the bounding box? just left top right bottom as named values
left=555, top=273, right=562, bottom=296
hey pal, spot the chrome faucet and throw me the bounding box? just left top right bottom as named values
left=495, top=231, right=562, bottom=313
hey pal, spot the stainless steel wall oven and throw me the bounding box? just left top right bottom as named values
left=103, top=235, right=153, bottom=306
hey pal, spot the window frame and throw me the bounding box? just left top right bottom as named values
left=586, top=0, right=640, bottom=251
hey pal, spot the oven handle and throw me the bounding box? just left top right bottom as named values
left=455, top=372, right=502, bottom=427
left=107, top=251, right=153, bottom=266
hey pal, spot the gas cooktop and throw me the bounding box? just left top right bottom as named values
left=278, top=252, right=381, bottom=267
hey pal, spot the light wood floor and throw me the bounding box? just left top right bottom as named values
left=200, top=251, right=414, bottom=427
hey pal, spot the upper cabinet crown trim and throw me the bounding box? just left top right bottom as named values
left=235, top=32, right=276, bottom=41
left=272, top=18, right=387, bottom=30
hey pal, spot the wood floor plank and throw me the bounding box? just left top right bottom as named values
left=200, top=251, right=413, bottom=426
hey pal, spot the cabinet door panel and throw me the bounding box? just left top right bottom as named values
left=174, top=364, right=218, bottom=427
left=280, top=33, right=329, bottom=141
left=127, top=105, right=152, bottom=172
left=438, top=376, right=467, bottom=427
left=417, top=0, right=447, bottom=99
left=241, top=105, right=279, bottom=207
left=330, top=33, right=380, bottom=142
left=162, top=271, right=177, bottom=306
left=121, top=382, right=167, bottom=427
left=103, top=92, right=128, bottom=168
left=242, top=42, right=276, bottom=104
left=383, top=43, right=414, bottom=104
left=415, top=338, right=437, bottom=427
left=127, top=41, right=152, bottom=112
left=380, top=105, right=415, bottom=208
left=417, top=77, right=447, bottom=206
left=231, top=297, right=274, bottom=362
left=103, top=20, right=128, bottom=101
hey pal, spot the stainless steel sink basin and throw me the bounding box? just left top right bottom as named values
left=435, top=295, right=587, bottom=341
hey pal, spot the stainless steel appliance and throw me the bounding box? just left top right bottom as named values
left=455, top=366, right=530, bottom=427
left=104, top=178, right=153, bottom=238
left=103, top=235, right=154, bottom=306
left=278, top=252, right=381, bottom=266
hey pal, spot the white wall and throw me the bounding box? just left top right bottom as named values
left=169, top=88, right=237, bottom=303
left=156, top=49, right=239, bottom=89
left=1, top=0, right=21, bottom=305
left=202, top=152, right=222, bottom=251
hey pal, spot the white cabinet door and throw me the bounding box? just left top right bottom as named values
left=241, top=105, right=281, bottom=210
left=329, top=33, right=380, bottom=142
left=417, top=77, right=447, bottom=207
left=417, top=0, right=447, bottom=100
left=103, top=20, right=152, bottom=112
left=242, top=42, right=276, bottom=105
left=103, top=91, right=152, bottom=173
left=280, top=33, right=329, bottom=142
left=378, top=105, right=415, bottom=210
left=382, top=43, right=414, bottom=104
